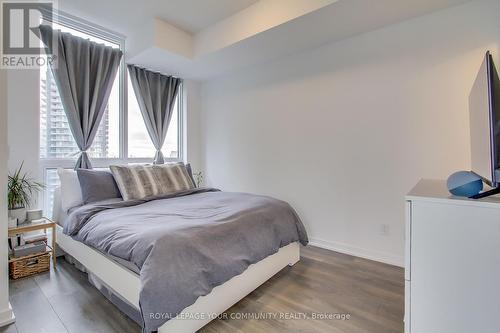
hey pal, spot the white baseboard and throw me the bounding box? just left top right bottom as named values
left=0, top=303, right=15, bottom=328
left=309, top=237, right=404, bottom=267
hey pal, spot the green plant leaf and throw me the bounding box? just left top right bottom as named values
left=7, top=162, right=45, bottom=210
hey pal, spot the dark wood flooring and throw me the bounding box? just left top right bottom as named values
left=1, top=246, right=404, bottom=333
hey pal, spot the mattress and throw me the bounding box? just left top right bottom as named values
left=105, top=253, right=140, bottom=274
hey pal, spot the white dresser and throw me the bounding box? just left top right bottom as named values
left=405, top=179, right=500, bottom=333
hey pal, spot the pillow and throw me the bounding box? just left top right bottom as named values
left=185, top=163, right=197, bottom=187
left=57, top=168, right=83, bottom=212
left=154, top=163, right=195, bottom=193
left=110, top=163, right=195, bottom=201
left=76, top=169, right=122, bottom=204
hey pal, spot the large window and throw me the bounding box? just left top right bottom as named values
left=40, top=22, right=120, bottom=159
left=127, top=77, right=180, bottom=159
left=39, top=13, right=183, bottom=216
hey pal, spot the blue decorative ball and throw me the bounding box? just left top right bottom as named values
left=447, top=171, right=483, bottom=197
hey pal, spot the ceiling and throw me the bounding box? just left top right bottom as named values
left=59, top=0, right=258, bottom=33
left=154, top=0, right=259, bottom=33
left=59, top=0, right=473, bottom=81
left=128, top=0, right=472, bottom=80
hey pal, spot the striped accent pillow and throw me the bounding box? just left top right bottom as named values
left=109, top=163, right=195, bottom=201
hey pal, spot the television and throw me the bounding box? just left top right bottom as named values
left=469, top=51, right=500, bottom=198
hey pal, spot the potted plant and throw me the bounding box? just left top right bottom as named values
left=8, top=162, right=44, bottom=224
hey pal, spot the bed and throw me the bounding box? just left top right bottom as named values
left=52, top=179, right=308, bottom=333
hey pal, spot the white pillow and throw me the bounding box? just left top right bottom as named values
left=57, top=168, right=83, bottom=212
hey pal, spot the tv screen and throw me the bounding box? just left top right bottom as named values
left=469, top=51, right=500, bottom=187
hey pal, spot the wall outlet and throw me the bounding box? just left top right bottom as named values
left=380, top=224, right=390, bottom=236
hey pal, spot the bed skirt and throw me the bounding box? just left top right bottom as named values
left=63, top=254, right=143, bottom=326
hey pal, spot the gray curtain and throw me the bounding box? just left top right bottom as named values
left=127, top=65, right=182, bottom=164
left=39, top=25, right=123, bottom=169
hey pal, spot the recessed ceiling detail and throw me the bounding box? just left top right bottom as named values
left=60, top=0, right=472, bottom=80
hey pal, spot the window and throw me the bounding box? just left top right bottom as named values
left=127, top=76, right=181, bottom=159
left=39, top=13, right=184, bottom=217
left=39, top=21, right=120, bottom=159
left=43, top=169, right=59, bottom=217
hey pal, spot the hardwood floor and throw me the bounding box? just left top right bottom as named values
left=1, top=246, right=404, bottom=333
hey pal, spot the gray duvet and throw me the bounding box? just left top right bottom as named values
left=64, top=188, right=308, bottom=332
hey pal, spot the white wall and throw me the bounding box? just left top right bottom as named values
left=183, top=80, right=203, bottom=174
left=0, top=70, right=15, bottom=326
left=201, top=0, right=500, bottom=266
left=7, top=70, right=40, bottom=179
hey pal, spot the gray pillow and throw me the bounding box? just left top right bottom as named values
left=77, top=169, right=122, bottom=204
left=185, top=163, right=197, bottom=187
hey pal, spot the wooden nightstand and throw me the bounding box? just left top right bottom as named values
left=8, top=217, right=57, bottom=268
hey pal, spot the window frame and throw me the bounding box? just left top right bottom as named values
left=39, top=11, right=184, bottom=214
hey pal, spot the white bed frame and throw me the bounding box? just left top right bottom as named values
left=53, top=189, right=300, bottom=332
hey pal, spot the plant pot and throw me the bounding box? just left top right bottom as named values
left=9, top=207, right=27, bottom=224
left=8, top=217, right=18, bottom=228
